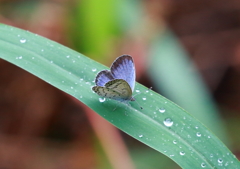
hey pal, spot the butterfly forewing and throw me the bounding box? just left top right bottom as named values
left=110, top=55, right=135, bottom=91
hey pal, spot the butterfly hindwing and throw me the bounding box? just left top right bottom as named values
left=92, top=79, right=132, bottom=101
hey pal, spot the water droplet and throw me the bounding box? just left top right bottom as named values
left=210, top=154, right=213, bottom=158
left=32, top=57, right=34, bottom=59
left=142, top=97, right=146, bottom=100
left=41, top=49, right=44, bottom=52
left=159, top=108, right=165, bottom=113
left=173, top=140, right=177, bottom=144
left=218, top=158, right=223, bottom=163
left=50, top=60, right=53, bottom=63
left=66, top=55, right=70, bottom=58
left=180, top=151, right=185, bottom=156
left=201, top=163, right=206, bottom=168
left=18, top=56, right=22, bottom=59
left=62, top=81, right=64, bottom=83
left=136, top=90, right=140, bottom=93
left=20, top=38, right=26, bottom=43
left=196, top=132, right=201, bottom=137
left=99, top=98, right=106, bottom=102
left=207, top=136, right=211, bottom=138
left=195, top=126, right=199, bottom=129
left=92, top=68, right=97, bottom=72
left=139, top=134, right=143, bottom=138
left=163, top=118, right=173, bottom=127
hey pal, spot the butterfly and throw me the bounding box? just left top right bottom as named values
left=92, top=55, right=139, bottom=106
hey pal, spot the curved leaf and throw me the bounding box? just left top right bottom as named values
left=0, top=24, right=239, bottom=169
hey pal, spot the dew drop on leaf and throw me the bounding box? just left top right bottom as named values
left=99, top=98, right=106, bottom=103
left=159, top=108, right=165, bottom=113
left=163, top=118, right=173, bottom=127
left=20, top=38, right=26, bottom=43
left=201, top=163, right=206, bottom=168
left=196, top=132, right=201, bottom=137
left=218, top=158, right=223, bottom=163
left=173, top=140, right=177, bottom=144
left=180, top=151, right=185, bottom=156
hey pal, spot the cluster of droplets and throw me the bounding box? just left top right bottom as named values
left=16, top=56, right=23, bottom=59
left=15, top=31, right=99, bottom=102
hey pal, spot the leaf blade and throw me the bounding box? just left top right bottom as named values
left=0, top=24, right=239, bottom=169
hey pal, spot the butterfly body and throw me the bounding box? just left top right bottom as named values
left=92, top=55, right=136, bottom=103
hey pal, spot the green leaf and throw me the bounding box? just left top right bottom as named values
left=0, top=24, right=239, bottom=169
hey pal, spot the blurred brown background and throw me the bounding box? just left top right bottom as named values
left=0, top=0, right=240, bottom=168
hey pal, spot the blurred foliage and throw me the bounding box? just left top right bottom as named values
left=148, top=30, right=227, bottom=143
left=68, top=0, right=120, bottom=62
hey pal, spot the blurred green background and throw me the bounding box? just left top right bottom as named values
left=0, top=0, right=240, bottom=168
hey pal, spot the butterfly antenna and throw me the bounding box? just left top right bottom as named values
left=132, top=87, right=153, bottom=110
left=134, top=99, right=143, bottom=109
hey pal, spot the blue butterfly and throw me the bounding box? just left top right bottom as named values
left=92, top=55, right=137, bottom=104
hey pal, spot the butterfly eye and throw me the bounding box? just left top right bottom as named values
left=130, top=97, right=135, bottom=101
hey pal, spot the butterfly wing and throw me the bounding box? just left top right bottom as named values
left=92, top=79, right=133, bottom=101
left=95, top=70, right=114, bottom=87
left=110, top=55, right=135, bottom=91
